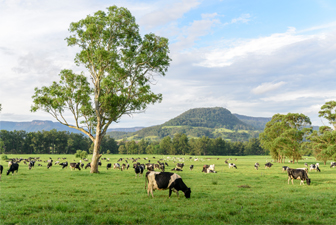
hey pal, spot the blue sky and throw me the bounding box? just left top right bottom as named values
left=1, top=0, right=336, bottom=129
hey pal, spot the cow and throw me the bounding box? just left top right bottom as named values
left=60, top=162, right=68, bottom=169
left=282, top=166, right=289, bottom=172
left=47, top=162, right=52, bottom=169
left=304, top=163, right=308, bottom=167
left=229, top=163, right=237, bottom=169
left=134, top=164, right=144, bottom=177
left=0, top=165, right=3, bottom=180
left=171, top=168, right=183, bottom=171
left=265, top=162, right=273, bottom=169
left=154, top=164, right=160, bottom=170
left=81, top=163, right=84, bottom=169
left=287, top=168, right=311, bottom=185
left=126, top=164, right=130, bottom=170
left=145, top=171, right=191, bottom=198
left=28, top=161, right=35, bottom=170
left=113, top=163, right=120, bottom=169
left=7, top=163, right=19, bottom=175
left=330, top=162, right=336, bottom=168
left=146, top=163, right=154, bottom=171
left=165, top=162, right=169, bottom=167
left=85, top=163, right=91, bottom=169
left=310, top=164, right=321, bottom=172
left=106, top=163, right=112, bottom=170
left=189, top=165, right=194, bottom=171
left=176, top=163, right=184, bottom=169
left=121, top=164, right=126, bottom=171
left=70, top=163, right=81, bottom=171
left=159, top=164, right=165, bottom=172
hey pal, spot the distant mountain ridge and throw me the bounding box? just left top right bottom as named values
left=0, top=120, right=144, bottom=134
left=107, top=107, right=267, bottom=142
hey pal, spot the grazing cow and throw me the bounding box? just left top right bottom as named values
left=0, top=165, right=3, bottom=180
left=282, top=166, right=289, bottom=172
left=106, top=163, right=112, bottom=170
left=121, top=164, right=126, bottom=171
left=287, top=168, right=311, bottom=185
left=265, top=162, right=273, bottom=169
left=330, top=162, right=336, bottom=168
left=145, top=171, right=191, bottom=198
left=81, top=163, right=84, bottom=169
left=159, top=164, right=165, bottom=172
left=7, top=163, right=19, bottom=175
left=194, top=158, right=199, bottom=161
left=8, top=161, right=12, bottom=168
left=134, top=164, right=144, bottom=177
left=209, top=164, right=215, bottom=171
left=316, top=163, right=320, bottom=167
left=202, top=166, right=217, bottom=173
left=98, top=161, right=102, bottom=166
left=29, top=161, right=35, bottom=170
left=70, top=163, right=81, bottom=171
left=85, top=163, right=91, bottom=169
left=113, top=163, right=120, bottom=169
left=60, top=162, right=68, bottom=169
left=304, top=163, right=308, bottom=167
left=229, top=163, right=237, bottom=169
left=190, top=165, right=194, bottom=171
left=47, top=162, right=52, bottom=169
left=224, top=160, right=228, bottom=164
left=154, top=164, right=160, bottom=170
left=165, top=162, right=169, bottom=167
left=310, top=164, right=321, bottom=172
left=127, top=164, right=130, bottom=170
left=176, top=163, right=184, bottom=169
left=254, top=162, right=260, bottom=170
left=146, top=163, right=154, bottom=171
left=171, top=168, right=183, bottom=171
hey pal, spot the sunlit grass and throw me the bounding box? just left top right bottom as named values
left=1, top=154, right=335, bottom=224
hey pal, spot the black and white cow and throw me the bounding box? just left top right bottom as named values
left=0, top=165, right=3, bottom=180
left=85, top=163, right=91, bottom=169
left=145, top=171, right=191, bottom=198
left=60, top=162, right=68, bottom=169
left=282, top=166, right=289, bottom=172
left=310, top=164, right=321, bottom=172
left=189, top=165, right=194, bottom=171
left=47, top=162, right=52, bottom=169
left=106, top=163, right=112, bottom=170
left=121, top=164, right=126, bottom=171
left=171, top=168, right=183, bottom=171
left=254, top=162, right=260, bottom=170
left=29, top=161, right=35, bottom=170
left=229, top=163, right=237, bottom=169
left=113, top=163, right=120, bottom=169
left=134, top=164, right=144, bottom=177
left=330, top=162, right=336, bottom=168
left=7, top=163, right=19, bottom=175
left=70, top=163, right=81, bottom=171
left=265, top=162, right=273, bottom=169
left=287, top=168, right=311, bottom=185
left=176, top=163, right=184, bottom=169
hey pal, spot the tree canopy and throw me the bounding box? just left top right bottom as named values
left=31, top=6, right=171, bottom=173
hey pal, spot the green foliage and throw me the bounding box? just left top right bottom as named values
left=1, top=154, right=8, bottom=160
left=81, top=151, right=88, bottom=159
left=319, top=101, right=336, bottom=130
left=106, top=150, right=110, bottom=154
left=31, top=6, right=171, bottom=172
left=75, top=150, right=83, bottom=158
left=259, top=113, right=311, bottom=163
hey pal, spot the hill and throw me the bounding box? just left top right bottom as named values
left=233, top=114, right=271, bottom=130
left=107, top=107, right=262, bottom=142
left=0, top=120, right=83, bottom=133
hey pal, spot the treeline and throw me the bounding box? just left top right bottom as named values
left=118, top=133, right=265, bottom=156
left=259, top=101, right=336, bottom=164
left=0, top=129, right=118, bottom=154
left=0, top=130, right=265, bottom=156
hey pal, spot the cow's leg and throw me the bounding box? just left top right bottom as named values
left=291, top=178, right=294, bottom=185
left=169, top=188, right=172, bottom=198
left=288, top=177, right=290, bottom=184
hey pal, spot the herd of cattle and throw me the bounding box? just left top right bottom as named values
left=1, top=156, right=336, bottom=198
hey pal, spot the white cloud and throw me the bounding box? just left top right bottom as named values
left=139, top=0, right=200, bottom=28
left=201, top=13, right=218, bottom=19
left=231, top=13, right=251, bottom=24
left=252, top=81, right=286, bottom=94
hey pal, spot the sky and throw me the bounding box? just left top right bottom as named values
left=1, top=0, right=336, bottom=129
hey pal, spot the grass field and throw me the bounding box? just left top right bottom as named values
left=1, top=154, right=336, bottom=224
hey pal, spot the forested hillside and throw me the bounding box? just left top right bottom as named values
left=107, top=107, right=262, bottom=142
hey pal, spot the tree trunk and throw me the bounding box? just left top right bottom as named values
left=90, top=131, right=102, bottom=173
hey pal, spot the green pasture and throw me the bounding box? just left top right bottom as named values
left=0, top=154, right=336, bottom=224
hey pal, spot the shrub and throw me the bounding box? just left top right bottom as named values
left=1, top=154, right=8, bottom=160
left=75, top=150, right=82, bottom=158
left=80, top=151, right=88, bottom=159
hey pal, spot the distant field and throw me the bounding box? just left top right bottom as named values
left=1, top=154, right=336, bottom=224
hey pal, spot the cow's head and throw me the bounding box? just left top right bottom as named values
left=184, top=188, right=191, bottom=198
left=6, top=170, right=11, bottom=175
left=306, top=178, right=311, bottom=185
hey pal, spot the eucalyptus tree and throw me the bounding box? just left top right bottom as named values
left=319, top=101, right=336, bottom=130
left=259, top=113, right=311, bottom=163
left=31, top=6, right=171, bottom=173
